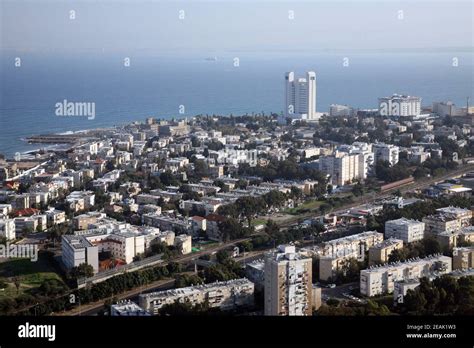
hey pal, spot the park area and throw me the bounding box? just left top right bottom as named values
left=0, top=252, right=67, bottom=301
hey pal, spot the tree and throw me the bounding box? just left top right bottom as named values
left=235, top=196, right=266, bottom=226
left=218, top=218, right=250, bottom=241
left=237, top=240, right=253, bottom=252
left=352, top=182, right=364, bottom=197
left=159, top=171, right=179, bottom=186
left=404, top=288, right=427, bottom=313
left=12, top=276, right=21, bottom=294
left=216, top=250, right=230, bottom=264
left=70, top=263, right=94, bottom=279
left=423, top=237, right=441, bottom=255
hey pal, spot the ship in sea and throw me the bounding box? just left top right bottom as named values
left=205, top=56, right=218, bottom=61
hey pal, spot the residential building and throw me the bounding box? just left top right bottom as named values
left=393, top=279, right=420, bottom=305
left=319, top=151, right=362, bottom=186
left=452, top=247, right=474, bottom=270
left=378, top=94, right=421, bottom=117
left=0, top=219, right=16, bottom=240
left=318, top=231, right=384, bottom=281
left=385, top=218, right=425, bottom=243
left=373, top=143, right=399, bottom=166
left=174, top=234, right=192, bottom=254
left=423, top=207, right=472, bottom=238
left=360, top=255, right=452, bottom=297
left=139, top=279, right=254, bottom=315
left=62, top=234, right=99, bottom=273
left=264, top=245, right=312, bottom=316
left=369, top=239, right=404, bottom=266
left=110, top=300, right=150, bottom=316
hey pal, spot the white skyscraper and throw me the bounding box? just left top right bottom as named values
left=284, top=71, right=317, bottom=120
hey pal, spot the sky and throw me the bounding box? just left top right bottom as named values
left=1, top=0, right=473, bottom=56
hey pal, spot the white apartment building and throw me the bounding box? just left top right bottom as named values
left=432, top=101, right=465, bottom=117
left=318, top=231, right=384, bottom=281
left=284, top=71, right=317, bottom=120
left=338, top=142, right=375, bottom=178
left=62, top=230, right=145, bottom=272
left=0, top=219, right=16, bottom=240
left=86, top=232, right=145, bottom=264
left=62, top=234, right=99, bottom=273
left=139, top=278, right=255, bottom=314
left=329, top=104, right=356, bottom=117
left=319, top=151, right=362, bottom=186
left=423, top=207, right=472, bottom=236
left=385, top=218, right=425, bottom=243
left=264, top=245, right=312, bottom=316
left=360, top=254, right=452, bottom=296
left=14, top=214, right=47, bottom=233
left=66, top=191, right=95, bottom=212
left=174, top=234, right=192, bottom=254
left=110, top=300, right=150, bottom=316
left=378, top=94, right=421, bottom=117
left=373, top=143, right=399, bottom=166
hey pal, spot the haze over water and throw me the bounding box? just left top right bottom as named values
left=0, top=0, right=472, bottom=156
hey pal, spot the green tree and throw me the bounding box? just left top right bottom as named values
left=70, top=263, right=94, bottom=279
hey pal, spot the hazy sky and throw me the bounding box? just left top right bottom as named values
left=1, top=0, right=473, bottom=55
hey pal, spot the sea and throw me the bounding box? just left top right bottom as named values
left=0, top=50, right=473, bottom=157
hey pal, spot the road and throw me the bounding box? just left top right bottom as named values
left=321, top=282, right=359, bottom=302
left=22, top=164, right=474, bottom=316
left=53, top=277, right=177, bottom=316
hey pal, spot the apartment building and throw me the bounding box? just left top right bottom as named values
left=142, top=214, right=192, bottom=234
left=385, top=218, right=425, bottom=243
left=373, top=143, right=399, bottom=166
left=66, top=191, right=95, bottom=212
left=62, top=234, right=99, bottom=273
left=319, top=151, right=362, bottom=186
left=139, top=278, right=254, bottom=314
left=62, top=230, right=145, bottom=272
left=423, top=207, right=472, bottom=235
left=73, top=212, right=107, bottom=230
left=360, top=255, right=452, bottom=297
left=452, top=247, right=474, bottom=270
left=0, top=219, right=16, bottom=240
left=378, top=94, right=421, bottom=117
left=264, top=245, right=312, bottom=316
left=110, top=300, right=150, bottom=316
left=174, top=234, right=192, bottom=255
left=318, top=231, right=384, bottom=280
left=368, top=239, right=404, bottom=266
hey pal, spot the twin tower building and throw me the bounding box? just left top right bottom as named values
left=284, top=71, right=318, bottom=121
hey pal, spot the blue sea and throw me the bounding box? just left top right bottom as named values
left=0, top=50, right=473, bottom=157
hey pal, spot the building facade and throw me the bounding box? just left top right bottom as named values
left=284, top=71, right=317, bottom=120
left=264, top=245, right=312, bottom=316
left=378, top=94, right=421, bottom=117
left=385, top=218, right=425, bottom=243
left=360, top=255, right=452, bottom=297
left=139, top=278, right=255, bottom=314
